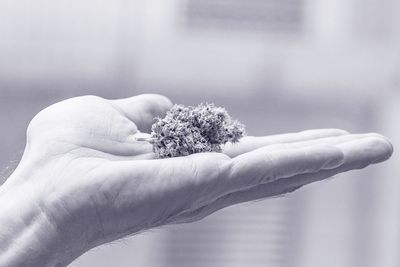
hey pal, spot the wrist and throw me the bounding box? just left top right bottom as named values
left=0, top=169, right=80, bottom=267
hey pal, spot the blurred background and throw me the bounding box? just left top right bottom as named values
left=0, top=0, right=399, bottom=266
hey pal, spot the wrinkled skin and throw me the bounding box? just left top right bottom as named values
left=0, top=94, right=393, bottom=266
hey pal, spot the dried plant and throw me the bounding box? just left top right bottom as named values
left=150, top=103, right=245, bottom=158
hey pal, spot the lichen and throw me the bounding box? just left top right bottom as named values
left=150, top=103, right=246, bottom=158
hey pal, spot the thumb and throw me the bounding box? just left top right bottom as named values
left=109, top=94, right=173, bottom=132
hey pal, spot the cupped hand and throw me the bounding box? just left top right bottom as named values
left=1, top=94, right=393, bottom=266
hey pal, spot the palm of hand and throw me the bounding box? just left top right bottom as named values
left=11, top=94, right=393, bottom=258
left=19, top=95, right=173, bottom=249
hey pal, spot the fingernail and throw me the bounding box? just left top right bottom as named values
left=369, top=137, right=394, bottom=163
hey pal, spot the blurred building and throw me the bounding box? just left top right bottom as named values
left=0, top=0, right=399, bottom=266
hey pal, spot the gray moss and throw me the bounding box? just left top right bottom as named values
left=150, top=103, right=246, bottom=158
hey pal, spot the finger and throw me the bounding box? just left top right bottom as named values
left=285, top=135, right=394, bottom=187
left=169, top=133, right=390, bottom=217
left=108, top=94, right=173, bottom=132
left=223, top=129, right=349, bottom=157
left=169, top=135, right=393, bottom=224
left=224, top=135, right=393, bottom=207
left=158, top=144, right=344, bottom=210
left=100, top=142, right=344, bottom=227
left=123, top=133, right=380, bottom=160
left=252, top=133, right=389, bottom=153
left=229, top=144, right=345, bottom=189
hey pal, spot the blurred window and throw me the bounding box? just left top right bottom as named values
left=184, top=0, right=304, bottom=34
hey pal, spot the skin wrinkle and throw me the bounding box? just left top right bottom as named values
left=60, top=201, right=99, bottom=255
left=34, top=205, right=67, bottom=262
left=107, top=101, right=133, bottom=122
left=39, top=187, right=91, bottom=255
left=155, top=162, right=200, bottom=225
left=108, top=99, right=153, bottom=133
left=212, top=156, right=233, bottom=195
left=38, top=191, right=69, bottom=236
left=188, top=157, right=200, bottom=184
left=73, top=136, right=142, bottom=156
left=106, top=111, right=117, bottom=139
left=100, top=176, right=125, bottom=211
left=0, top=92, right=393, bottom=267
left=27, top=112, right=137, bottom=152
left=161, top=163, right=192, bottom=220
left=68, top=144, right=152, bottom=161
left=187, top=156, right=217, bottom=207
left=43, top=136, right=148, bottom=160
left=168, top=179, right=302, bottom=224
left=226, top=129, right=354, bottom=158
left=96, top=170, right=135, bottom=234
left=186, top=157, right=212, bottom=211
left=168, top=155, right=233, bottom=221
left=24, top=141, right=98, bottom=177
left=164, top=156, right=230, bottom=223
left=202, top=185, right=299, bottom=223
left=40, top=153, right=99, bottom=186
left=174, top=140, right=389, bottom=224
left=30, top=122, right=140, bottom=158
left=29, top=116, right=136, bottom=148
left=148, top=160, right=194, bottom=224
left=128, top=161, right=168, bottom=228
left=259, top=152, right=276, bottom=183
left=0, top=196, right=34, bottom=252
left=27, top=137, right=344, bottom=244
left=91, top=186, right=136, bottom=245
left=230, top=150, right=275, bottom=187
left=85, top=117, right=136, bottom=143
left=267, top=150, right=299, bottom=179
left=0, top=196, right=61, bottom=266
left=167, top=148, right=341, bottom=224
left=97, top=215, right=168, bottom=249
left=88, top=194, right=107, bottom=244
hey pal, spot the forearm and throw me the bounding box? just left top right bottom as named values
left=0, top=175, right=70, bottom=267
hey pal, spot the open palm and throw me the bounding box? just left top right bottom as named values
left=7, top=94, right=393, bottom=264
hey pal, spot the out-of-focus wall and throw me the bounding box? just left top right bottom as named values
left=0, top=0, right=399, bottom=266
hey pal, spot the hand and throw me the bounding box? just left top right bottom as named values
left=0, top=94, right=393, bottom=267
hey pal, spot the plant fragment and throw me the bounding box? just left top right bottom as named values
left=150, top=103, right=245, bottom=158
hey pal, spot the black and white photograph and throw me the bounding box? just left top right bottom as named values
left=0, top=1, right=398, bottom=266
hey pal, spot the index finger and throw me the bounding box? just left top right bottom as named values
left=167, top=135, right=393, bottom=224
left=223, top=129, right=349, bottom=157
left=105, top=142, right=344, bottom=221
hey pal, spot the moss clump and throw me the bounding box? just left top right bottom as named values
left=151, top=103, right=245, bottom=158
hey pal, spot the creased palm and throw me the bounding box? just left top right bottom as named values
left=14, top=94, right=393, bottom=257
